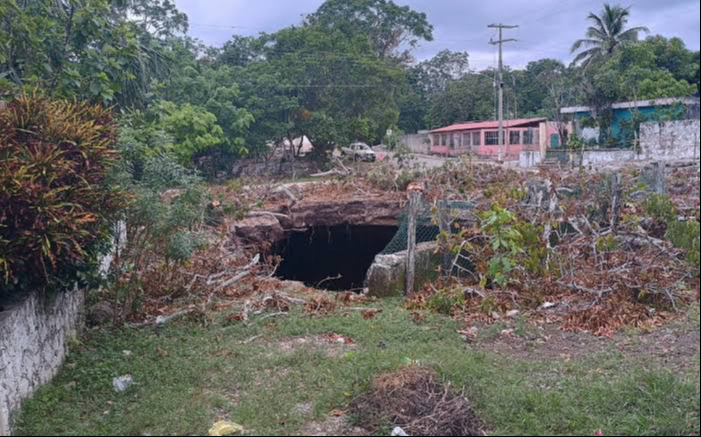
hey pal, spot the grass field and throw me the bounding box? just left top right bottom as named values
left=15, top=301, right=700, bottom=436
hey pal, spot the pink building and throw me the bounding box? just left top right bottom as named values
left=429, top=118, right=567, bottom=160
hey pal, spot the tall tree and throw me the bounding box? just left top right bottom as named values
left=0, top=0, right=185, bottom=107
left=425, top=73, right=495, bottom=129
left=306, top=0, right=433, bottom=62
left=398, top=50, right=470, bottom=132
left=571, top=4, right=649, bottom=68
left=233, top=24, right=404, bottom=158
left=515, top=59, right=567, bottom=117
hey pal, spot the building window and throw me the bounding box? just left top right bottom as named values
left=456, top=133, right=462, bottom=148
left=463, top=133, right=472, bottom=147
left=433, top=134, right=440, bottom=147
left=510, top=131, right=521, bottom=145
left=441, top=134, right=447, bottom=146
left=449, top=133, right=455, bottom=149
left=485, top=131, right=500, bottom=146
left=523, top=129, right=535, bottom=145
left=473, top=132, right=481, bottom=146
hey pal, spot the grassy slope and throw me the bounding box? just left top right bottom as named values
left=15, top=301, right=700, bottom=437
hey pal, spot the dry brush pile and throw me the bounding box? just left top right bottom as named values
left=410, top=159, right=700, bottom=336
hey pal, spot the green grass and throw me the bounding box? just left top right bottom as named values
left=691, top=302, right=700, bottom=328
left=15, top=300, right=701, bottom=436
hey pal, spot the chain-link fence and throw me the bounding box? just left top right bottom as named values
left=379, top=194, right=475, bottom=295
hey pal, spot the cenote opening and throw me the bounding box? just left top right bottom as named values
left=272, top=225, right=398, bottom=291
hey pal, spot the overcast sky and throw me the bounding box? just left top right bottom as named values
left=174, top=0, right=700, bottom=69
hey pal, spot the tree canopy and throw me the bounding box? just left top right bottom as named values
left=2, top=0, right=698, bottom=163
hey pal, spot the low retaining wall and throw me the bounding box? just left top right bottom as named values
left=365, top=242, right=441, bottom=298
left=519, top=120, right=700, bottom=169
left=0, top=289, right=85, bottom=436
left=581, top=149, right=637, bottom=166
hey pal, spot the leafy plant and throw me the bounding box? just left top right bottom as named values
left=667, top=220, right=700, bottom=276
left=644, top=194, right=699, bottom=276
left=479, top=206, right=524, bottom=288
left=0, top=94, right=125, bottom=295
left=107, top=152, right=209, bottom=321
left=644, top=193, right=678, bottom=223
left=426, top=285, right=465, bottom=315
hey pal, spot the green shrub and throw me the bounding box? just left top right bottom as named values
left=107, top=149, right=209, bottom=321
left=0, top=94, right=124, bottom=294
left=643, top=194, right=699, bottom=276
left=667, top=220, right=700, bottom=276
left=644, top=193, right=678, bottom=223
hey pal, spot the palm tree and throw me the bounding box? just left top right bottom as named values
left=571, top=4, right=649, bottom=67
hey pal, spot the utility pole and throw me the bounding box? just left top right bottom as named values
left=489, top=24, right=518, bottom=162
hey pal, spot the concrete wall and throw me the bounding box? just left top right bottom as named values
left=640, top=120, right=700, bottom=161
left=0, top=289, right=85, bottom=436
left=581, top=149, right=637, bottom=167
left=519, top=151, right=543, bottom=168
left=365, top=242, right=441, bottom=298
left=401, top=133, right=431, bottom=154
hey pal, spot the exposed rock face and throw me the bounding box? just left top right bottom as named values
left=233, top=214, right=285, bottom=246
left=235, top=199, right=403, bottom=245
left=284, top=199, right=402, bottom=228
left=366, top=242, right=441, bottom=298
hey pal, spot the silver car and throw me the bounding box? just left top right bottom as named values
left=342, top=143, right=377, bottom=162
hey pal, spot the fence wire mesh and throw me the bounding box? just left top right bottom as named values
left=381, top=198, right=475, bottom=256
left=381, top=198, right=438, bottom=255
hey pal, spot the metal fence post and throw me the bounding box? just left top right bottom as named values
left=405, top=191, right=421, bottom=297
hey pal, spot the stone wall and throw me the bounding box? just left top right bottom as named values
left=0, top=289, right=85, bottom=436
left=581, top=149, right=637, bottom=167
left=640, top=120, right=700, bottom=161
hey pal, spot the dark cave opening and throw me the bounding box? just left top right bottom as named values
left=272, top=225, right=398, bottom=291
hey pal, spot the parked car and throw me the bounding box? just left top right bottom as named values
left=341, top=142, right=377, bottom=162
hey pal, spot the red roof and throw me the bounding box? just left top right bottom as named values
left=429, top=118, right=546, bottom=134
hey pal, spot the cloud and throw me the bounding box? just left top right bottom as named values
left=175, top=0, right=700, bottom=67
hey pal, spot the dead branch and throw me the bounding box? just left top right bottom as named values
left=557, top=281, right=613, bottom=299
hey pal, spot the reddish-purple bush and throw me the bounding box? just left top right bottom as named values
left=0, top=94, right=125, bottom=294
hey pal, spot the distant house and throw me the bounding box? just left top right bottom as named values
left=429, top=118, right=567, bottom=160
left=561, top=97, right=701, bottom=147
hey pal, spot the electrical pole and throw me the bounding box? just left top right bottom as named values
left=489, top=24, right=518, bottom=162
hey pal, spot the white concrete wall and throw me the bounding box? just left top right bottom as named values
left=519, top=151, right=543, bottom=168
left=0, top=289, right=84, bottom=436
left=581, top=150, right=637, bottom=167
left=401, top=133, right=431, bottom=154
left=640, top=120, right=700, bottom=161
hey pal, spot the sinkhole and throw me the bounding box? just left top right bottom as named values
left=272, top=225, right=399, bottom=291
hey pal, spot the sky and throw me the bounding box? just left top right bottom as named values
left=174, top=0, right=701, bottom=69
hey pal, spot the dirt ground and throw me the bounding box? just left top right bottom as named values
left=471, top=310, right=700, bottom=371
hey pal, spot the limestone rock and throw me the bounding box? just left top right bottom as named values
left=234, top=214, right=284, bottom=245
left=366, top=242, right=441, bottom=298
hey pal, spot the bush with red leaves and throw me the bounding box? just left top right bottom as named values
left=0, top=94, right=125, bottom=295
